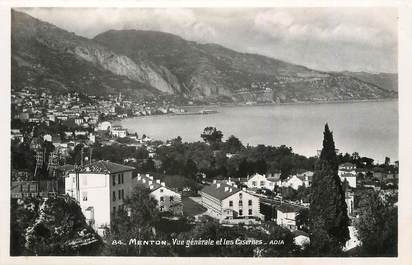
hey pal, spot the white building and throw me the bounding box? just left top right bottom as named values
left=276, top=204, right=302, bottom=231
left=282, top=175, right=304, bottom=190
left=338, top=163, right=357, bottom=188
left=200, top=180, right=263, bottom=224
left=65, top=161, right=135, bottom=234
left=97, top=121, right=111, bottom=131
left=110, top=126, right=127, bottom=138
left=134, top=174, right=182, bottom=215
left=245, top=173, right=278, bottom=190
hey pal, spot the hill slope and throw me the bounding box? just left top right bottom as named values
left=12, top=10, right=397, bottom=103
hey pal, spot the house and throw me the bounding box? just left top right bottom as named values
left=11, top=129, right=24, bottom=143
left=338, top=163, right=357, bottom=188
left=199, top=180, right=263, bottom=224
left=282, top=175, right=304, bottom=190
left=97, top=121, right=111, bottom=131
left=245, top=173, right=277, bottom=190
left=110, top=126, right=127, bottom=138
left=134, top=174, right=182, bottom=215
left=296, top=170, right=314, bottom=187
left=276, top=204, right=301, bottom=231
left=65, top=161, right=136, bottom=234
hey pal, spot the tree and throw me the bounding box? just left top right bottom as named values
left=225, top=135, right=244, bottom=153
left=355, top=190, right=397, bottom=256
left=183, top=159, right=198, bottom=178
left=201, top=127, right=223, bottom=145
left=104, top=185, right=168, bottom=256
left=309, top=123, right=349, bottom=249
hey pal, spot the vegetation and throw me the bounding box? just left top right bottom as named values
left=354, top=190, right=397, bottom=256
left=10, top=196, right=103, bottom=255
left=309, top=123, right=349, bottom=254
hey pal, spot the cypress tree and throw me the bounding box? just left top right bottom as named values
left=309, top=123, right=349, bottom=250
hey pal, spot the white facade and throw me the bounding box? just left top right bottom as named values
left=245, top=173, right=277, bottom=190
left=276, top=209, right=298, bottom=230
left=200, top=181, right=262, bottom=223
left=65, top=162, right=135, bottom=231
left=338, top=163, right=357, bottom=188
left=97, top=121, right=111, bottom=131
left=134, top=174, right=182, bottom=215
left=282, top=175, right=304, bottom=190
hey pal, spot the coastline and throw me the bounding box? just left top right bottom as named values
left=181, top=97, right=398, bottom=110
left=114, top=98, right=398, bottom=123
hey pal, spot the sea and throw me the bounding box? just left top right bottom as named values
left=120, top=100, right=398, bottom=162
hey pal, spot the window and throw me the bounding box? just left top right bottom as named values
left=160, top=196, right=164, bottom=202
left=118, top=190, right=121, bottom=200
left=239, top=209, right=243, bottom=216
left=160, top=206, right=164, bottom=212
left=248, top=209, right=252, bottom=215
left=252, top=181, right=256, bottom=186
left=122, top=190, right=124, bottom=200
left=160, top=189, right=164, bottom=193
left=229, top=201, right=233, bottom=207
left=113, top=206, right=116, bottom=214
left=112, top=175, right=116, bottom=186
left=118, top=174, right=121, bottom=184
left=239, top=200, right=243, bottom=206
left=248, top=200, right=252, bottom=206
left=121, top=174, right=124, bottom=184
left=112, top=191, right=116, bottom=201
left=260, top=181, right=265, bottom=186
left=82, top=192, right=88, bottom=201
left=170, top=196, right=174, bottom=202
left=239, top=193, right=242, bottom=199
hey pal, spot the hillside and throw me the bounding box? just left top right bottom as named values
left=341, top=72, right=398, bottom=92
left=12, top=10, right=397, bottom=103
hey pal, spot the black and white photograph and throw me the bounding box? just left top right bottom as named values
left=2, top=1, right=411, bottom=262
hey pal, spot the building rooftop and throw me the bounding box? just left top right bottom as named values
left=134, top=174, right=165, bottom=192
left=70, top=160, right=135, bottom=174
left=200, top=181, right=241, bottom=201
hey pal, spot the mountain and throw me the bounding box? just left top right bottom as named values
left=93, top=30, right=396, bottom=103
left=11, top=10, right=180, bottom=97
left=12, top=10, right=397, bottom=103
left=341, top=71, right=398, bottom=92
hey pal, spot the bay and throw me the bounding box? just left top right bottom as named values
left=120, top=100, right=398, bottom=162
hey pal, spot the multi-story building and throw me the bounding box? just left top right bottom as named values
left=200, top=180, right=263, bottom=224
left=134, top=174, right=183, bottom=215
left=338, top=162, right=357, bottom=188
left=65, top=161, right=135, bottom=234
left=245, top=173, right=278, bottom=190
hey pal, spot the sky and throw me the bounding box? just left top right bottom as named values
left=20, top=7, right=398, bottom=73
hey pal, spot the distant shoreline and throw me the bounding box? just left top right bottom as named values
left=181, top=97, right=398, bottom=110
left=115, top=98, right=398, bottom=124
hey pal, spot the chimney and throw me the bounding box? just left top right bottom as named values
left=161, top=182, right=165, bottom=187
left=242, top=187, right=246, bottom=191
left=229, top=188, right=232, bottom=192
left=224, top=187, right=229, bottom=192
left=233, top=184, right=238, bottom=188
left=156, top=179, right=161, bottom=184
left=137, top=175, right=141, bottom=181
left=216, top=183, right=221, bottom=188
left=149, top=185, right=154, bottom=190
left=149, top=180, right=153, bottom=185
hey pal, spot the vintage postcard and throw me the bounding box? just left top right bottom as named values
left=1, top=0, right=411, bottom=264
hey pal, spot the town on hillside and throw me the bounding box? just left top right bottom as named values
left=10, top=96, right=399, bottom=256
